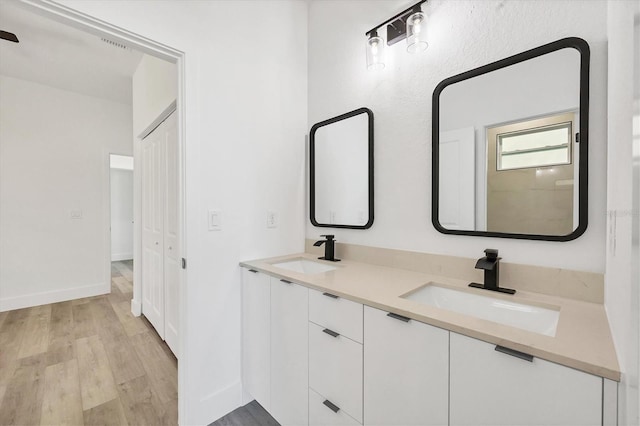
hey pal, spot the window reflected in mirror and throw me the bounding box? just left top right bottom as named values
left=487, top=112, right=577, bottom=235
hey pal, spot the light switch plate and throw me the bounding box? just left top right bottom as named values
left=208, top=209, right=222, bottom=231
left=267, top=210, right=278, bottom=228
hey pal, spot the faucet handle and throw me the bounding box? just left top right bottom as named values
left=320, top=234, right=335, bottom=240
left=484, top=248, right=499, bottom=260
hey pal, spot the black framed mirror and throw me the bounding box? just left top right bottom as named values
left=310, top=107, right=374, bottom=229
left=432, top=37, right=589, bottom=241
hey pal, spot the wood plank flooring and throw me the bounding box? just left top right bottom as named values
left=0, top=260, right=178, bottom=426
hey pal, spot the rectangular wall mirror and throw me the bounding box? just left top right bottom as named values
left=310, top=107, right=374, bottom=229
left=432, top=37, right=590, bottom=241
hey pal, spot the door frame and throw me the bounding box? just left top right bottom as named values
left=18, top=1, right=187, bottom=424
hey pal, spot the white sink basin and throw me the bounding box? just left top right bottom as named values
left=401, top=283, right=560, bottom=337
left=272, top=258, right=337, bottom=274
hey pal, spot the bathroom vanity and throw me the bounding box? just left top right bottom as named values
left=239, top=253, right=619, bottom=426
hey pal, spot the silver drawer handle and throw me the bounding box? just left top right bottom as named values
left=387, top=312, right=411, bottom=322
left=323, top=399, right=340, bottom=413
left=495, top=345, right=533, bottom=362
left=322, top=328, right=340, bottom=338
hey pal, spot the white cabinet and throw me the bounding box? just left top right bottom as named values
left=309, top=388, right=360, bottom=426
left=241, top=266, right=613, bottom=426
left=363, top=306, right=449, bottom=426
left=270, top=277, right=308, bottom=426
left=309, top=322, right=363, bottom=424
left=308, top=289, right=364, bottom=425
left=241, top=268, right=270, bottom=410
left=449, top=332, right=602, bottom=426
left=309, top=288, right=363, bottom=343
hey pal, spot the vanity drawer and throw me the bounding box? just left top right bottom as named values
left=309, top=388, right=361, bottom=426
left=309, top=322, right=362, bottom=423
left=309, top=288, right=363, bottom=343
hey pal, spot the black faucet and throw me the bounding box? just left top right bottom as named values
left=469, top=249, right=515, bottom=294
left=313, top=235, right=340, bottom=262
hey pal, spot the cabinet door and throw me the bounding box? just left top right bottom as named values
left=241, top=268, right=270, bottom=410
left=364, top=306, right=449, bottom=426
left=270, top=278, right=308, bottom=426
left=450, top=333, right=602, bottom=426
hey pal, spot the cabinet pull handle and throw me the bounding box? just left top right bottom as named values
left=322, top=292, right=339, bottom=299
left=322, top=328, right=340, bottom=338
left=495, top=345, right=533, bottom=362
left=323, top=399, right=340, bottom=413
left=248, top=269, right=258, bottom=273
left=387, top=312, right=411, bottom=322
left=280, top=279, right=292, bottom=284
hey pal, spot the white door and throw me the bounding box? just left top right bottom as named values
left=163, top=112, right=179, bottom=355
left=141, top=125, right=165, bottom=337
left=439, top=127, right=475, bottom=230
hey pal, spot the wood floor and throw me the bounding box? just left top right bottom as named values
left=0, top=260, right=178, bottom=426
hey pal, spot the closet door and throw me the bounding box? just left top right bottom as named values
left=141, top=122, right=165, bottom=338
left=163, top=112, right=180, bottom=355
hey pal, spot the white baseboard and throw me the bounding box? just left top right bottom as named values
left=111, top=252, right=133, bottom=262
left=131, top=298, right=142, bottom=316
left=195, top=380, right=243, bottom=426
left=0, top=282, right=108, bottom=312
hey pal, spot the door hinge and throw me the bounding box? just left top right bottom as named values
left=181, top=258, right=187, bottom=269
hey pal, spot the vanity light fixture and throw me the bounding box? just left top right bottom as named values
left=406, top=10, right=428, bottom=53
left=365, top=0, right=428, bottom=70
left=366, top=30, right=386, bottom=70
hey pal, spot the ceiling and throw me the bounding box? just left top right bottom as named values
left=0, top=2, right=143, bottom=104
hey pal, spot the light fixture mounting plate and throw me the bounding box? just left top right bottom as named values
left=386, top=13, right=412, bottom=46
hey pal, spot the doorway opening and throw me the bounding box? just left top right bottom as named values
left=0, top=1, right=186, bottom=424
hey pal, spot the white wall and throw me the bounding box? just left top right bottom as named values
left=132, top=53, right=177, bottom=136
left=307, top=0, right=608, bottom=273
left=110, top=168, right=134, bottom=261
left=605, top=1, right=640, bottom=424
left=0, top=74, right=133, bottom=311
left=54, top=1, right=308, bottom=424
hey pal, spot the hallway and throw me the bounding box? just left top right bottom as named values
left=0, top=261, right=177, bottom=425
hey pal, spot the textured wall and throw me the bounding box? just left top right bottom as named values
left=308, top=0, right=608, bottom=273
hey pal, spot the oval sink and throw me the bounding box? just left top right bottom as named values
left=272, top=258, right=337, bottom=274
left=401, top=283, right=559, bottom=337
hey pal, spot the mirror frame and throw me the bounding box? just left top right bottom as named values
left=432, top=37, right=590, bottom=241
left=310, top=107, right=374, bottom=229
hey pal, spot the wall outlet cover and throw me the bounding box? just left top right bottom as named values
left=267, top=210, right=278, bottom=228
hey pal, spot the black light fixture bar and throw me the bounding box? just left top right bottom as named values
left=365, top=0, right=427, bottom=45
